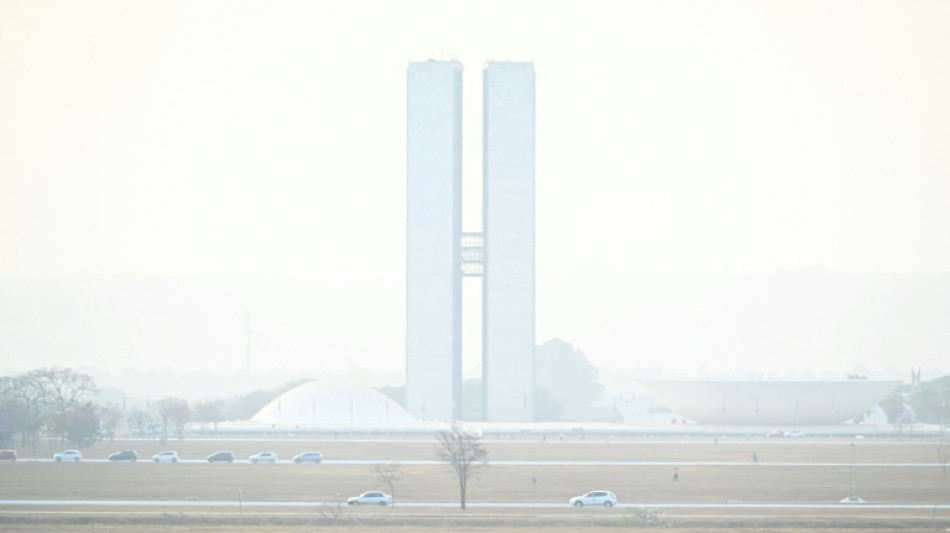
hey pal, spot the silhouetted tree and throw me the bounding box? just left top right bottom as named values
left=374, top=463, right=406, bottom=506
left=96, top=402, right=122, bottom=441
left=20, top=367, right=98, bottom=443
left=436, top=423, right=487, bottom=509
left=225, top=378, right=309, bottom=421
left=535, top=338, right=606, bottom=420
left=155, top=397, right=189, bottom=443
left=126, top=407, right=154, bottom=436
left=376, top=385, right=405, bottom=407
left=533, top=386, right=562, bottom=422
left=192, top=399, right=224, bottom=431
left=63, top=402, right=100, bottom=449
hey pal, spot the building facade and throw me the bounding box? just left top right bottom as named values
left=482, top=62, right=536, bottom=422
left=406, top=60, right=535, bottom=423
left=405, top=60, right=463, bottom=421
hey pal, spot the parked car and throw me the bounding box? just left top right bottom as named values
left=293, top=451, right=323, bottom=464
left=785, top=429, right=806, bottom=438
left=152, top=451, right=179, bottom=463
left=0, top=450, right=16, bottom=461
left=249, top=451, right=278, bottom=463
left=347, top=491, right=392, bottom=506
left=207, top=451, right=234, bottom=463
left=570, top=490, right=617, bottom=507
left=54, top=450, right=82, bottom=462
left=766, top=430, right=786, bottom=438
left=108, top=450, right=138, bottom=462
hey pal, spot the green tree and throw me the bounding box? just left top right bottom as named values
left=377, top=385, right=405, bottom=407
left=224, top=378, right=309, bottom=421
left=63, top=402, right=100, bottom=449
left=5, top=374, right=46, bottom=453
left=535, top=338, right=606, bottom=420
left=533, top=386, right=562, bottom=421
left=881, top=376, right=950, bottom=426
left=20, top=367, right=98, bottom=443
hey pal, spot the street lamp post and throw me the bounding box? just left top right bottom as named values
left=850, top=443, right=856, bottom=498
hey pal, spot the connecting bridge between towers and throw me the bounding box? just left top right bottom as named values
left=461, top=232, right=484, bottom=277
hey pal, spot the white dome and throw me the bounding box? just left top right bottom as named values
left=253, top=382, right=416, bottom=427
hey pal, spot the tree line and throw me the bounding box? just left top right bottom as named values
left=0, top=367, right=107, bottom=452
left=0, top=367, right=307, bottom=452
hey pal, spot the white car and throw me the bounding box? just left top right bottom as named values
left=249, top=451, right=278, bottom=463
left=570, top=490, right=617, bottom=507
left=347, top=491, right=393, bottom=506
left=53, top=450, right=82, bottom=462
left=785, top=429, right=806, bottom=438
left=293, top=451, right=323, bottom=464
left=152, top=451, right=179, bottom=463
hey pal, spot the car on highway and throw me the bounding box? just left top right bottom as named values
left=766, top=430, right=786, bottom=438
left=785, top=429, right=806, bottom=438
left=0, top=450, right=17, bottom=461
left=207, top=451, right=234, bottom=463
left=347, top=491, right=392, bottom=506
left=54, top=450, right=82, bottom=462
left=152, top=451, right=179, bottom=463
left=108, top=450, right=138, bottom=462
left=570, top=490, right=617, bottom=507
left=293, top=451, right=323, bottom=464
left=249, top=451, right=278, bottom=463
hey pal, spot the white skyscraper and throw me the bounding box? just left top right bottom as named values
left=405, top=60, right=463, bottom=421
left=406, top=60, right=534, bottom=422
left=482, top=62, right=535, bottom=422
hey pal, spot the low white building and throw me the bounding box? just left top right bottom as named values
left=635, top=379, right=901, bottom=425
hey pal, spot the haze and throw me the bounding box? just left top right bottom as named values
left=2, top=1, right=949, bottom=385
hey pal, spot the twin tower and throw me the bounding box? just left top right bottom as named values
left=406, top=60, right=535, bottom=422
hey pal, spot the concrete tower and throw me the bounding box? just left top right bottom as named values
left=482, top=62, right=535, bottom=422
left=406, top=60, right=534, bottom=422
left=405, top=60, right=463, bottom=422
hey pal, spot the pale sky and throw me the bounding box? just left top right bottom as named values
left=2, top=1, right=949, bottom=382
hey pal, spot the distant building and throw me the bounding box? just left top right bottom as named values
left=406, top=60, right=536, bottom=422
left=635, top=379, right=901, bottom=425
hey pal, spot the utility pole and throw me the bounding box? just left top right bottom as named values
left=245, top=312, right=252, bottom=373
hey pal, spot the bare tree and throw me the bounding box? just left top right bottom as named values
left=374, top=463, right=406, bottom=506
left=21, top=367, right=98, bottom=443
left=155, top=398, right=189, bottom=443
left=436, top=423, right=487, bottom=509
left=192, top=399, right=224, bottom=431
left=126, top=408, right=153, bottom=436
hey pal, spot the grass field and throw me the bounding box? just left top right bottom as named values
left=1, top=433, right=948, bottom=531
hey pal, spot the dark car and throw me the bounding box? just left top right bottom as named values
left=108, top=450, right=138, bottom=462
left=0, top=450, right=16, bottom=461
left=207, top=451, right=234, bottom=463
left=293, top=451, right=323, bottom=464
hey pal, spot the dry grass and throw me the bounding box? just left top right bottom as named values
left=0, top=434, right=947, bottom=531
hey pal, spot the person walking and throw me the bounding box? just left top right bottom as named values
left=672, top=467, right=679, bottom=483
left=752, top=452, right=758, bottom=464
